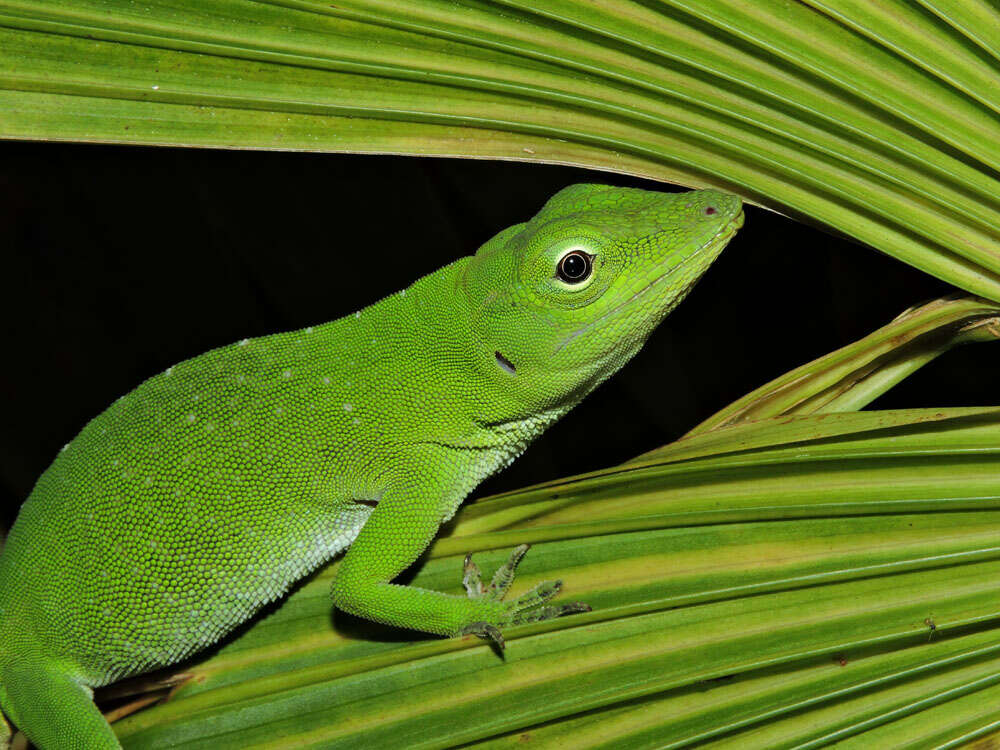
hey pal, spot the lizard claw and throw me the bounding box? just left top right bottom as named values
left=512, top=601, right=592, bottom=625
left=462, top=554, right=483, bottom=598
left=459, top=621, right=506, bottom=650
left=485, top=544, right=529, bottom=600
left=459, top=545, right=590, bottom=646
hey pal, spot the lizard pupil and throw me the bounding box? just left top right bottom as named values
left=558, top=251, right=592, bottom=283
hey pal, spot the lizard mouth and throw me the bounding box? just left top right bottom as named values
left=554, top=209, right=744, bottom=353
left=708, top=209, right=744, bottom=249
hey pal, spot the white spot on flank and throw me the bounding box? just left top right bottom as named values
left=61, top=444, right=69, bottom=452
left=275, top=407, right=284, bottom=416
left=400, top=289, right=406, bottom=296
left=354, top=311, right=361, bottom=319
left=352, top=418, right=360, bottom=426
left=239, top=339, right=249, bottom=346
left=152, top=85, right=159, bottom=90
left=282, top=370, right=291, bottom=379
left=165, top=367, right=173, bottom=376
left=343, top=403, right=353, bottom=412
left=306, top=326, right=313, bottom=333
left=187, top=414, right=196, bottom=423
left=322, top=376, right=331, bottom=385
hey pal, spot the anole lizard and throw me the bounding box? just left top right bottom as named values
left=0, top=184, right=742, bottom=748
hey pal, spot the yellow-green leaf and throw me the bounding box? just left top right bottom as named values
left=2, top=1, right=999, bottom=297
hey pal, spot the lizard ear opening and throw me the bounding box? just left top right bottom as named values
left=495, top=351, right=517, bottom=376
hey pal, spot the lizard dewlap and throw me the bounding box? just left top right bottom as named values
left=0, top=184, right=743, bottom=748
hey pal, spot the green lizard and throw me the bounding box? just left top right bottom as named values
left=0, top=183, right=742, bottom=748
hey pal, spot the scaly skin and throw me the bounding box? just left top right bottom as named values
left=0, top=184, right=743, bottom=748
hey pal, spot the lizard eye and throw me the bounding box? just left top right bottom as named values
left=557, top=251, right=592, bottom=283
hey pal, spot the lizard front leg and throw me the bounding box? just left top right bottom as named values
left=328, top=475, right=588, bottom=645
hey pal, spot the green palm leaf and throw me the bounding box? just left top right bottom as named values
left=2, top=1, right=999, bottom=295
left=111, top=403, right=1000, bottom=747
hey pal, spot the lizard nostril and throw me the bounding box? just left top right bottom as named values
left=704, top=206, right=717, bottom=216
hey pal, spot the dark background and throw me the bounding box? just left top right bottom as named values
left=2, top=142, right=997, bottom=533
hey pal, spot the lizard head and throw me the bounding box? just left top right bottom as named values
left=462, top=183, right=743, bottom=415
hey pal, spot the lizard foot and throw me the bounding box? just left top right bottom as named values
left=458, top=544, right=591, bottom=649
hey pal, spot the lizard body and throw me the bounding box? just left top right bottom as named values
left=0, top=184, right=742, bottom=748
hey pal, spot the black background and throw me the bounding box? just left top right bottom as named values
left=2, top=141, right=997, bottom=533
